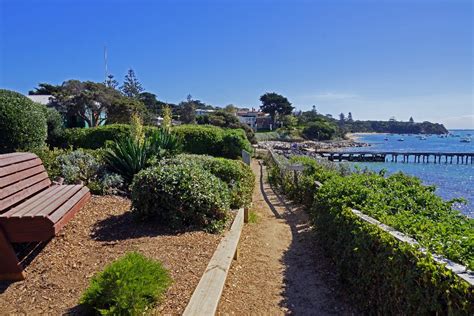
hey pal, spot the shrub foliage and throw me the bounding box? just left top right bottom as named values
left=80, top=252, right=172, bottom=315
left=131, top=162, right=231, bottom=232
left=160, top=154, right=255, bottom=208
left=0, top=89, right=47, bottom=152
left=174, top=124, right=252, bottom=159
left=267, top=153, right=473, bottom=314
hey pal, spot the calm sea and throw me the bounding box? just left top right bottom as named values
left=346, top=130, right=474, bottom=218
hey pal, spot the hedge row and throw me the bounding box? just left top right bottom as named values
left=61, top=124, right=252, bottom=159
left=173, top=124, right=252, bottom=159
left=267, top=153, right=473, bottom=314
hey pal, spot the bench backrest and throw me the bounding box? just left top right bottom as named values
left=0, top=153, right=51, bottom=213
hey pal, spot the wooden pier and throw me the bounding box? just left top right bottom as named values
left=318, top=151, right=474, bottom=164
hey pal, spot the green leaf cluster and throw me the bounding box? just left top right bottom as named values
left=158, top=154, right=255, bottom=209
left=80, top=252, right=172, bottom=315
left=131, top=160, right=232, bottom=233
left=174, top=124, right=252, bottom=159
left=0, top=89, right=47, bottom=153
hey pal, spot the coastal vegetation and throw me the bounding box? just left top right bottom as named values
left=80, top=252, right=172, bottom=315
left=267, top=153, right=473, bottom=314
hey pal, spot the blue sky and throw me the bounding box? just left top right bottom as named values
left=1, top=0, right=472, bottom=128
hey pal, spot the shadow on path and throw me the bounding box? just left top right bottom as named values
left=258, top=161, right=355, bottom=315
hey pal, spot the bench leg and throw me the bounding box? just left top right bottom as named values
left=0, top=228, right=25, bottom=281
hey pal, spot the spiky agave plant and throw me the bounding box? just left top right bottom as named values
left=149, top=128, right=182, bottom=156
left=104, top=136, right=151, bottom=183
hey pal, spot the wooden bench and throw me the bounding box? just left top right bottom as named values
left=0, top=152, right=91, bottom=281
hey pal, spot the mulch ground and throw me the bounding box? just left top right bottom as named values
left=0, top=195, right=222, bottom=315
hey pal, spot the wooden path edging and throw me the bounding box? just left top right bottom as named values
left=351, top=209, right=474, bottom=286
left=183, top=208, right=244, bottom=316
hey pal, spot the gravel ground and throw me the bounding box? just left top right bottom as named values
left=217, top=160, right=357, bottom=315
left=0, top=195, right=221, bottom=315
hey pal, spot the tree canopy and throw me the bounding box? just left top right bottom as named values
left=259, top=92, right=294, bottom=124
left=121, top=69, right=144, bottom=98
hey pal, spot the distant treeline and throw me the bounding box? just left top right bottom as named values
left=341, top=120, right=448, bottom=135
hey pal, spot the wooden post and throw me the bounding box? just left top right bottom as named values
left=244, top=207, right=249, bottom=224
left=0, top=228, right=25, bottom=281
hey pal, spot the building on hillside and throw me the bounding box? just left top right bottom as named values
left=236, top=109, right=272, bottom=131
left=195, top=109, right=215, bottom=116
left=27, top=95, right=54, bottom=105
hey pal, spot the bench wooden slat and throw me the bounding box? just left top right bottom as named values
left=26, top=185, right=82, bottom=218
left=0, top=172, right=50, bottom=200
left=0, top=153, right=25, bottom=159
left=0, top=165, right=46, bottom=188
left=2, top=185, right=65, bottom=218
left=49, top=187, right=90, bottom=223
left=0, top=158, right=43, bottom=178
left=0, top=153, right=37, bottom=167
left=0, top=178, right=51, bottom=212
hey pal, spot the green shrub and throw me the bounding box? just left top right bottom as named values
left=312, top=204, right=473, bottom=314
left=57, top=150, right=101, bottom=185
left=174, top=125, right=252, bottom=159
left=104, top=128, right=182, bottom=183
left=44, top=107, right=65, bottom=147
left=30, top=147, right=67, bottom=179
left=131, top=163, right=231, bottom=232
left=63, top=124, right=134, bottom=149
left=268, top=153, right=474, bottom=314
left=0, top=89, right=47, bottom=152
left=161, top=154, right=255, bottom=208
left=80, top=252, right=172, bottom=315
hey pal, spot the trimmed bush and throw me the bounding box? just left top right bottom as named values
left=174, top=124, right=252, bottom=159
left=62, top=124, right=132, bottom=149
left=131, top=163, right=231, bottom=232
left=80, top=252, right=172, bottom=315
left=160, top=154, right=255, bottom=208
left=0, top=89, right=47, bottom=152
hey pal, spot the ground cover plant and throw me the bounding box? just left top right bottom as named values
left=267, top=153, right=473, bottom=314
left=0, top=89, right=48, bottom=152
left=80, top=252, right=172, bottom=315
left=131, top=162, right=231, bottom=232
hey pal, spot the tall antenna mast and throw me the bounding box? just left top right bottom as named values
left=104, top=45, right=108, bottom=82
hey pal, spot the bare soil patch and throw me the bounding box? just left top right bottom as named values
left=217, top=160, right=356, bottom=315
left=0, top=195, right=221, bottom=315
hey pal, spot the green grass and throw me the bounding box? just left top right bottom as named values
left=248, top=210, right=259, bottom=223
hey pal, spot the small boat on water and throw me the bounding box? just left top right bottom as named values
left=384, top=137, right=389, bottom=141
left=398, top=138, right=405, bottom=142
left=420, top=136, right=427, bottom=140
left=460, top=137, right=471, bottom=143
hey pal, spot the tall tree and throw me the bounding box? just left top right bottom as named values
left=339, top=112, right=346, bottom=123
left=347, top=112, right=353, bottom=122
left=179, top=95, right=196, bottom=123
left=104, top=74, right=119, bottom=89
left=121, top=69, right=143, bottom=98
left=53, top=80, right=145, bottom=127
left=259, top=92, right=293, bottom=124
left=409, top=116, right=415, bottom=123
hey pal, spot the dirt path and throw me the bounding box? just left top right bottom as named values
left=217, top=160, right=355, bottom=315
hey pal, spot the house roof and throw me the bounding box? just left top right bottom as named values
left=27, top=95, right=53, bottom=105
